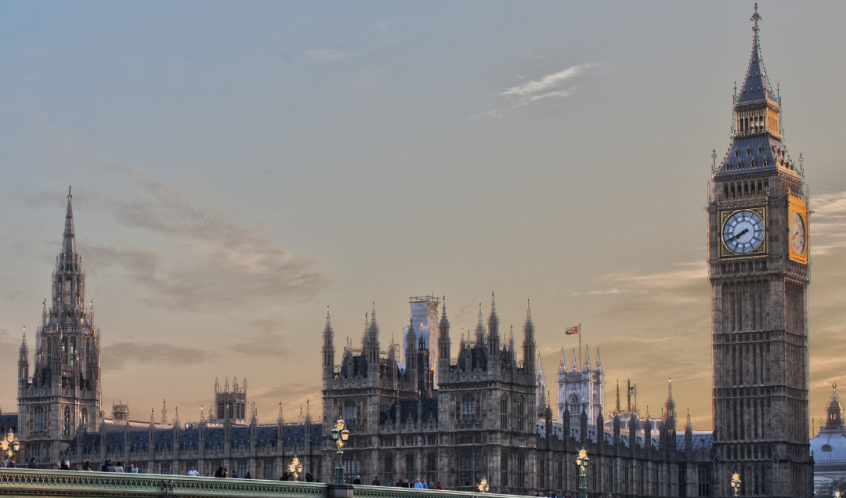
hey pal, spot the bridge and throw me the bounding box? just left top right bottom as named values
left=0, top=469, right=503, bottom=498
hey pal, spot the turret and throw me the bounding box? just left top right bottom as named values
left=522, top=302, right=536, bottom=375
left=487, top=292, right=500, bottom=359
left=437, top=297, right=451, bottom=382
left=405, top=317, right=418, bottom=391
left=826, top=383, right=843, bottom=429
left=536, top=353, right=547, bottom=417
left=474, top=305, right=486, bottom=349
left=18, top=327, right=29, bottom=387
left=663, top=379, right=677, bottom=434
left=364, top=303, right=380, bottom=366
left=322, top=307, right=335, bottom=387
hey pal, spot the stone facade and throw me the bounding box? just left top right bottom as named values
left=706, top=6, right=814, bottom=497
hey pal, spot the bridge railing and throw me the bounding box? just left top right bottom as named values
left=0, top=470, right=509, bottom=498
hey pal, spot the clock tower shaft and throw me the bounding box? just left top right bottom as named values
left=707, top=7, right=813, bottom=498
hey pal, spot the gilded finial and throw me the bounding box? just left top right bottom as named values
left=751, top=3, right=761, bottom=32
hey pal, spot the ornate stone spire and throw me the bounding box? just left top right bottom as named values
left=474, top=303, right=486, bottom=345
left=595, top=348, right=602, bottom=373
left=582, top=345, right=591, bottom=372
left=62, top=187, right=76, bottom=256
left=558, top=347, right=567, bottom=375
left=161, top=399, right=168, bottom=426
left=570, top=349, right=578, bottom=372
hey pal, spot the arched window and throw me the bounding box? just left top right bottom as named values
left=63, top=407, right=71, bottom=436
left=758, top=145, right=763, bottom=154
left=501, top=396, right=508, bottom=429
left=738, top=160, right=744, bottom=169
left=746, top=147, right=751, bottom=156
left=516, top=397, right=525, bottom=432
left=462, top=395, right=476, bottom=422
left=735, top=150, right=740, bottom=158
left=69, top=337, right=76, bottom=366
left=345, top=401, right=357, bottom=421
left=81, top=408, right=88, bottom=430
left=763, top=158, right=768, bottom=167
left=568, top=394, right=580, bottom=417
left=751, top=159, right=756, bottom=168
left=35, top=407, right=44, bottom=432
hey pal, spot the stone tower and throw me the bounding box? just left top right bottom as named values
left=708, top=6, right=813, bottom=497
left=556, top=347, right=603, bottom=427
left=18, top=188, right=103, bottom=466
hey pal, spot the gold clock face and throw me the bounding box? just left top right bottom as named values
left=790, top=213, right=806, bottom=255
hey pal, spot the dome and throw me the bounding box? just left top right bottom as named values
left=811, top=428, right=846, bottom=469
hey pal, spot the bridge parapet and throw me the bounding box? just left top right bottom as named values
left=0, top=470, right=507, bottom=498
left=0, top=469, right=327, bottom=498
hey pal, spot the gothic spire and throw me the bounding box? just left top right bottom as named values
left=558, top=347, right=567, bottom=374
left=474, top=304, right=486, bottom=345
left=826, top=382, right=843, bottom=429
left=62, top=186, right=76, bottom=256
left=488, top=292, right=499, bottom=331
left=595, top=347, right=602, bottom=373
left=439, top=296, right=450, bottom=329
left=582, top=345, right=591, bottom=372
left=735, top=4, right=777, bottom=108
left=323, top=306, right=333, bottom=340
left=570, top=349, right=578, bottom=372
left=524, top=300, right=535, bottom=336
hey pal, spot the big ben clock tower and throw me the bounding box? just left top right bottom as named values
left=708, top=5, right=813, bottom=498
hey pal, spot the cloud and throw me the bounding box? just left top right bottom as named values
left=101, top=342, right=220, bottom=371
left=501, top=63, right=598, bottom=106
left=304, top=49, right=355, bottom=63
left=810, top=191, right=846, bottom=254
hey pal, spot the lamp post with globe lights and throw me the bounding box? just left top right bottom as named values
left=0, top=430, right=20, bottom=467
left=289, top=456, right=304, bottom=482
left=478, top=478, right=489, bottom=493
left=576, top=448, right=589, bottom=498
left=730, top=473, right=741, bottom=498
left=331, top=418, right=350, bottom=484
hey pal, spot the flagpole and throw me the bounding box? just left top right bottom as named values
left=578, top=323, right=582, bottom=370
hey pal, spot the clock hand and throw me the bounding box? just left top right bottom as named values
left=727, top=228, right=749, bottom=243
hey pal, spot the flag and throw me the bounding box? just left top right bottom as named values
left=630, top=385, right=637, bottom=395
left=565, top=325, right=580, bottom=335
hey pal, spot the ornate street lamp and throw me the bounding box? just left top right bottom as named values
left=331, top=418, right=350, bottom=484
left=835, top=491, right=841, bottom=498
left=478, top=478, right=489, bottom=493
left=0, top=430, right=20, bottom=466
left=575, top=448, right=589, bottom=498
left=289, top=456, right=304, bottom=481
left=731, top=473, right=741, bottom=498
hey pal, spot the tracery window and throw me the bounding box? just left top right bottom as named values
left=462, top=395, right=476, bottom=421
left=63, top=407, right=71, bottom=436
left=34, top=407, right=44, bottom=432
left=345, top=401, right=358, bottom=421
left=501, top=396, right=508, bottom=429
left=517, top=397, right=525, bottom=432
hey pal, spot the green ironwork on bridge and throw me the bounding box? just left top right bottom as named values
left=0, top=469, right=508, bottom=498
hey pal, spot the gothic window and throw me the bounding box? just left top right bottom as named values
left=218, top=404, right=224, bottom=418
left=427, top=453, right=437, bottom=484
left=763, top=158, right=768, bottom=167
left=462, top=395, right=476, bottom=422
left=556, top=459, right=563, bottom=489
left=81, top=408, right=88, bottom=430
left=384, top=454, right=395, bottom=477
left=459, top=453, right=478, bottom=488
left=64, top=280, right=71, bottom=304
left=746, top=147, right=751, bottom=156
left=501, top=453, right=509, bottom=487
left=264, top=463, right=274, bottom=480
left=500, top=396, right=508, bottom=429
left=227, top=403, right=233, bottom=419
left=345, top=401, right=358, bottom=421
left=735, top=150, right=740, bottom=157
left=758, top=145, right=763, bottom=154
left=516, top=456, right=526, bottom=488
left=751, top=159, right=756, bottom=168
left=568, top=394, right=580, bottom=416
left=738, top=160, right=743, bottom=169
left=516, top=397, right=525, bottom=432
left=34, top=407, right=44, bottom=432
left=405, top=454, right=414, bottom=480
left=63, top=406, right=71, bottom=436
left=69, top=337, right=76, bottom=366
left=698, top=465, right=712, bottom=496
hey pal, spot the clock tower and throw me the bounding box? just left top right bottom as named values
left=708, top=5, right=813, bottom=498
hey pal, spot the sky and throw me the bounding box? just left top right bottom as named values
left=1, top=1, right=845, bottom=431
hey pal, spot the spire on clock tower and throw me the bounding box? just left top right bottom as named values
left=714, top=3, right=801, bottom=182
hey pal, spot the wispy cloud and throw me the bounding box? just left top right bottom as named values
left=101, top=342, right=220, bottom=371
left=29, top=123, right=329, bottom=316
left=304, top=49, right=355, bottom=63
left=810, top=191, right=846, bottom=254
left=501, top=63, right=598, bottom=106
